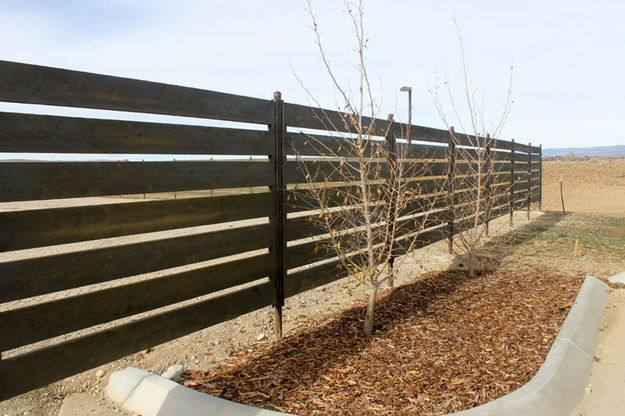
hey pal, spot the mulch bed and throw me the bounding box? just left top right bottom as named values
left=184, top=266, right=584, bottom=415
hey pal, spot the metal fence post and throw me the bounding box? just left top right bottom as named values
left=539, top=144, right=543, bottom=210
left=272, top=91, right=285, bottom=340
left=447, top=126, right=456, bottom=254
left=485, top=134, right=492, bottom=237
left=384, top=114, right=397, bottom=287
left=527, top=142, right=531, bottom=220
left=509, top=138, right=515, bottom=227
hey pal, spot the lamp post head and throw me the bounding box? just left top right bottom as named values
left=400, top=86, right=412, bottom=92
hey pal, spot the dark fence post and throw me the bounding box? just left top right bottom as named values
left=384, top=114, right=397, bottom=287
left=485, top=134, right=492, bottom=236
left=509, top=138, right=515, bottom=227
left=272, top=91, right=285, bottom=340
left=447, top=126, right=456, bottom=254
left=527, top=142, right=531, bottom=220
left=539, top=144, right=543, bottom=210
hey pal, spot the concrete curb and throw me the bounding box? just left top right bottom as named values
left=106, top=366, right=292, bottom=416
left=609, top=271, right=625, bottom=284
left=106, top=275, right=609, bottom=416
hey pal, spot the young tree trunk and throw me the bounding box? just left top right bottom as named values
left=468, top=249, right=476, bottom=277
left=363, top=283, right=379, bottom=335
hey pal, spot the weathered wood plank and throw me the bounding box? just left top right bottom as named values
left=511, top=153, right=530, bottom=163
left=512, top=142, right=532, bottom=154
left=530, top=191, right=541, bottom=203
left=0, top=223, right=274, bottom=302
left=392, top=122, right=512, bottom=150
left=287, top=132, right=449, bottom=160
left=285, top=228, right=448, bottom=297
left=0, top=60, right=273, bottom=124
left=491, top=173, right=513, bottom=185
left=0, top=112, right=272, bottom=155
left=285, top=212, right=447, bottom=269
left=489, top=203, right=509, bottom=219
left=0, top=282, right=273, bottom=400
left=284, top=160, right=391, bottom=183
left=394, top=228, right=447, bottom=252
left=284, top=160, right=482, bottom=184
left=284, top=103, right=389, bottom=137
left=456, top=162, right=510, bottom=175
left=285, top=178, right=446, bottom=214
left=0, top=254, right=273, bottom=351
left=285, top=258, right=352, bottom=298
left=513, top=171, right=530, bottom=181
left=0, top=161, right=273, bottom=202
left=0, top=193, right=273, bottom=252
left=287, top=132, right=378, bottom=158
left=455, top=148, right=511, bottom=161
left=513, top=181, right=531, bottom=192
left=286, top=205, right=447, bottom=242
left=284, top=102, right=519, bottom=152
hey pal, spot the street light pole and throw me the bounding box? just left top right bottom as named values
left=400, top=86, right=412, bottom=143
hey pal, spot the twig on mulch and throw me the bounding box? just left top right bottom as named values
left=185, top=266, right=583, bottom=416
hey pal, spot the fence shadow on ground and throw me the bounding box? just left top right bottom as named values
left=468, top=211, right=569, bottom=271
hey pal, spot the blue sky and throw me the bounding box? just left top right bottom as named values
left=1, top=0, right=624, bottom=150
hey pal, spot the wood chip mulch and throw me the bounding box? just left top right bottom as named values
left=184, top=266, right=584, bottom=415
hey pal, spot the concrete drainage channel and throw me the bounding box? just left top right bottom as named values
left=106, top=274, right=617, bottom=416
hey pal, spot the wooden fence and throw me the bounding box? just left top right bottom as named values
left=0, top=60, right=541, bottom=400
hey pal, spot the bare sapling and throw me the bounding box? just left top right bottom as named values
left=430, top=19, right=514, bottom=277
left=292, top=0, right=443, bottom=335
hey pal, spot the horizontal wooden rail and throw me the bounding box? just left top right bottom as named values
left=284, top=178, right=445, bottom=214
left=284, top=101, right=534, bottom=153
left=286, top=132, right=379, bottom=158
left=0, top=112, right=273, bottom=155
left=0, top=161, right=273, bottom=202
left=286, top=206, right=447, bottom=244
left=0, top=60, right=273, bottom=124
left=286, top=213, right=447, bottom=269
left=284, top=160, right=495, bottom=184
left=0, top=281, right=273, bottom=400
left=284, top=103, right=388, bottom=137
left=0, top=193, right=273, bottom=251
left=285, top=227, right=448, bottom=298
left=286, top=132, right=450, bottom=160
left=0, top=223, right=274, bottom=302
left=0, top=253, right=273, bottom=351
left=285, top=257, right=354, bottom=298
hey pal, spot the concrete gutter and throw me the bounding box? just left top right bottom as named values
left=106, top=275, right=609, bottom=416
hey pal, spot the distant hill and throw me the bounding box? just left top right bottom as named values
left=543, top=145, right=625, bottom=157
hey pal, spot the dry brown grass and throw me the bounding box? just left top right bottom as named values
left=542, top=160, right=625, bottom=216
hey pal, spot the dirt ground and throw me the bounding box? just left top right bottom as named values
left=542, top=159, right=625, bottom=216
left=1, top=159, right=624, bottom=415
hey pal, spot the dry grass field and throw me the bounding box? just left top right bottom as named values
left=542, top=160, right=625, bottom=216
